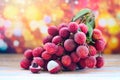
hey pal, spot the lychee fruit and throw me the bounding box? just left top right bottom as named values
left=44, top=42, right=58, bottom=54
left=30, top=63, right=41, bottom=73
left=61, top=55, right=71, bottom=67
left=70, top=52, right=80, bottom=63
left=74, top=32, right=86, bottom=45
left=58, top=23, right=68, bottom=30
left=32, top=57, right=44, bottom=67
left=85, top=56, right=96, bottom=68
left=32, top=47, right=44, bottom=57
left=47, top=60, right=61, bottom=74
left=78, top=58, right=86, bottom=69
left=20, top=58, right=31, bottom=69
left=64, top=39, right=76, bottom=52
left=68, top=22, right=78, bottom=33
left=43, top=35, right=53, bottom=44
left=76, top=45, right=89, bottom=58
left=48, top=26, right=58, bottom=36
left=89, top=45, right=97, bottom=56
left=24, top=49, right=33, bottom=60
left=41, top=51, right=52, bottom=60
left=55, top=45, right=65, bottom=56
left=79, top=23, right=88, bottom=34
left=59, top=27, right=70, bottom=38
left=96, top=56, right=104, bottom=68
left=52, top=35, right=63, bottom=45
left=92, top=29, right=102, bottom=40
left=95, top=39, right=106, bottom=52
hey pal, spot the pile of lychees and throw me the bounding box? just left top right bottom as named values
left=20, top=9, right=106, bottom=74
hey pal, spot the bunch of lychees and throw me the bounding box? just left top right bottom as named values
left=20, top=9, right=106, bottom=74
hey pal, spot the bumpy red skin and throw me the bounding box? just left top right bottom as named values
left=89, top=45, right=97, bottom=56
left=59, top=27, right=70, bottom=38
left=64, top=39, right=76, bottom=52
left=52, top=35, right=63, bottom=45
left=44, top=43, right=58, bottom=54
left=43, top=35, right=53, bottom=44
left=78, top=58, right=86, bottom=69
left=92, top=29, right=102, bottom=40
left=79, top=23, right=88, bottom=34
left=30, top=67, right=41, bottom=73
left=58, top=23, right=68, bottom=30
left=48, top=26, right=58, bottom=36
left=70, top=52, right=80, bottom=63
left=74, top=32, right=86, bottom=45
left=32, top=57, right=44, bottom=67
left=68, top=22, right=79, bottom=33
left=41, top=51, right=51, bottom=60
left=55, top=45, right=65, bottom=56
left=61, top=55, right=72, bottom=67
left=20, top=58, right=31, bottom=69
left=32, top=47, right=44, bottom=57
left=95, top=39, right=106, bottom=52
left=76, top=46, right=89, bottom=58
left=96, top=56, right=104, bottom=68
left=85, top=56, right=96, bottom=68
left=67, top=63, right=77, bottom=71
left=24, top=49, right=33, bottom=60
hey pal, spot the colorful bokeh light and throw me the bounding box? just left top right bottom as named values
left=0, top=0, right=120, bottom=54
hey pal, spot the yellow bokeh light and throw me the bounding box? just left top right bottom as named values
left=51, top=7, right=64, bottom=21
left=25, top=5, right=43, bottom=21
left=107, top=36, right=119, bottom=49
left=3, top=5, right=19, bottom=20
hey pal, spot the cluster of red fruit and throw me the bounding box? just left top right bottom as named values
left=20, top=22, right=106, bottom=74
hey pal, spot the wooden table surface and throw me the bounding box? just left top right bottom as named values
left=0, top=54, right=120, bottom=80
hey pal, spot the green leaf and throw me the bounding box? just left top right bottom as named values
left=86, top=22, right=93, bottom=43
left=72, top=8, right=91, bottom=22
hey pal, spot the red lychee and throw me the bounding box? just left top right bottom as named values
left=79, top=23, right=88, bottom=34
left=96, top=56, right=104, bottom=68
left=44, top=43, right=58, bottom=54
left=61, top=55, right=71, bottom=67
left=85, top=56, right=96, bottom=68
left=92, top=29, right=102, bottom=40
left=52, top=35, right=63, bottom=45
left=78, top=58, right=86, bottom=69
left=32, top=47, right=44, bottom=57
left=43, top=35, right=53, bottom=44
left=55, top=45, right=65, bottom=56
left=95, top=39, right=106, bottom=52
left=59, top=27, right=70, bottom=38
left=58, top=23, right=68, bottom=30
left=20, top=58, right=31, bottom=69
left=64, top=39, right=76, bottom=52
left=89, top=45, right=97, bottom=56
left=41, top=51, right=52, bottom=60
left=74, top=32, right=86, bottom=44
left=68, top=22, right=78, bottom=33
left=32, top=57, right=44, bottom=67
left=24, top=49, right=33, bottom=60
left=48, top=26, right=58, bottom=36
left=70, top=52, right=80, bottom=63
left=76, top=45, right=89, bottom=58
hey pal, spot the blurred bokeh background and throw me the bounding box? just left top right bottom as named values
left=0, top=0, right=120, bottom=54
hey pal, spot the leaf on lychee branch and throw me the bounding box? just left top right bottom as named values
left=71, top=8, right=91, bottom=22
left=86, top=22, right=94, bottom=44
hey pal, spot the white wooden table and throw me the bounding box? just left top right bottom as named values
left=0, top=54, right=120, bottom=80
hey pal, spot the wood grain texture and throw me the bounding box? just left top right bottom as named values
left=0, top=54, right=120, bottom=80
